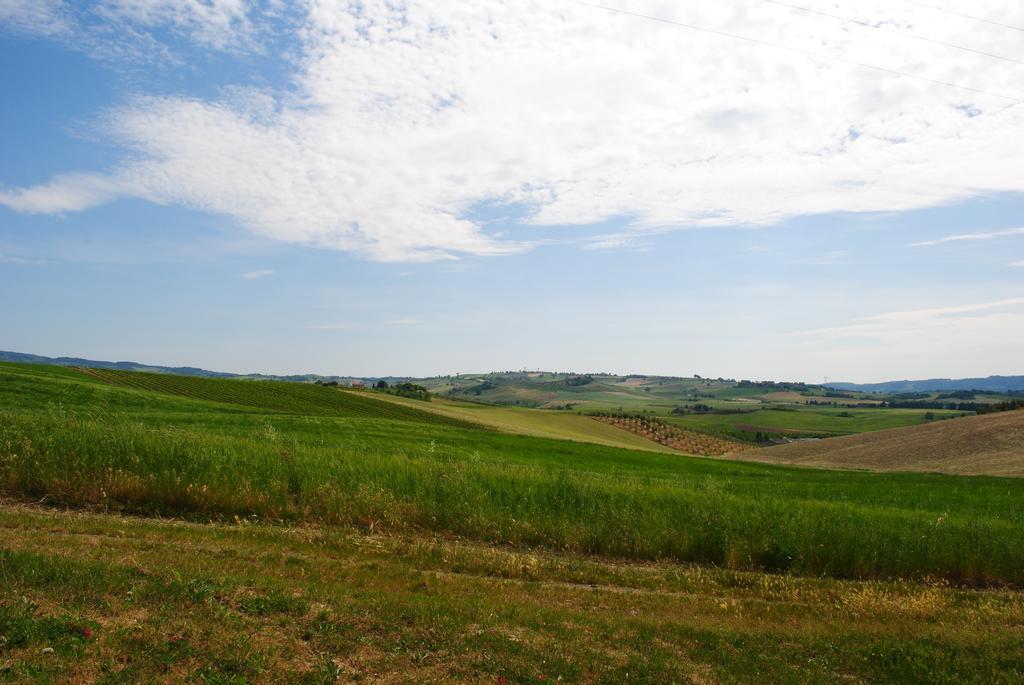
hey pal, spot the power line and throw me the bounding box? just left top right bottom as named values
left=901, top=1, right=1024, bottom=34
left=568, top=0, right=1022, bottom=103
left=764, top=0, right=1024, bottom=67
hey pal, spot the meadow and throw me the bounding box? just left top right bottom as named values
left=665, top=406, right=966, bottom=441
left=3, top=504, right=1023, bottom=683
left=2, top=363, right=1023, bottom=585
left=3, top=362, right=1024, bottom=681
left=431, top=371, right=976, bottom=441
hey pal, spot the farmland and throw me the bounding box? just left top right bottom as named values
left=2, top=362, right=1024, bottom=681
left=730, top=410, right=1024, bottom=477
left=423, top=372, right=991, bottom=442
left=664, top=406, right=967, bottom=442
left=592, top=414, right=752, bottom=456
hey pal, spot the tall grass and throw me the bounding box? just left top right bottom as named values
left=78, top=368, right=469, bottom=425
left=3, top=408, right=1022, bottom=585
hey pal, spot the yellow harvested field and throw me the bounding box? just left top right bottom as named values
left=721, top=410, right=1024, bottom=477
left=349, top=392, right=679, bottom=453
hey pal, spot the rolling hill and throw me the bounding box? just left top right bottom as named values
left=362, top=392, right=681, bottom=453
left=828, top=375, right=1024, bottom=393
left=0, top=350, right=238, bottom=378
left=76, top=367, right=471, bottom=426
left=725, top=410, right=1024, bottom=477
left=4, top=362, right=1024, bottom=681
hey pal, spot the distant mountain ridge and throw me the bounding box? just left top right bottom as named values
left=0, top=350, right=402, bottom=385
left=6, top=350, right=1023, bottom=393
left=0, top=350, right=240, bottom=378
left=828, top=376, right=1024, bottom=393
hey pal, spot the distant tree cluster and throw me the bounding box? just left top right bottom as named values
left=373, top=380, right=431, bottom=402
left=882, top=399, right=1024, bottom=413
left=888, top=392, right=932, bottom=401
left=738, top=380, right=809, bottom=391
left=937, top=390, right=977, bottom=400
left=672, top=404, right=714, bottom=415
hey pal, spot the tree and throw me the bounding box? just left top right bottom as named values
left=376, top=380, right=389, bottom=389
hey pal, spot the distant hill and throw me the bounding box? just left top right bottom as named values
left=828, top=376, right=1024, bottom=393
left=723, top=410, right=1024, bottom=477
left=0, top=350, right=238, bottom=378
left=0, top=350, right=381, bottom=385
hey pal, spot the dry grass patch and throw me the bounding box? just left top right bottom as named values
left=727, top=410, right=1024, bottom=476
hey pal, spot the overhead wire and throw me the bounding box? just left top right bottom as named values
left=901, top=1, right=1024, bottom=34
left=567, top=0, right=1022, bottom=104
left=763, top=0, right=1024, bottom=67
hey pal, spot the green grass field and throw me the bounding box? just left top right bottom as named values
left=3, top=362, right=1023, bottom=582
left=666, top=406, right=967, bottom=440
left=76, top=367, right=473, bottom=426
left=2, top=362, right=1024, bottom=681
left=366, top=392, right=679, bottom=453
left=433, top=372, right=981, bottom=443
left=4, top=504, right=1024, bottom=684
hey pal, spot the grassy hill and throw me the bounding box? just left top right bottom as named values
left=76, top=367, right=472, bottom=426
left=3, top=362, right=1024, bottom=681
left=666, top=405, right=967, bottom=440
left=429, top=372, right=1004, bottom=444
left=3, top=361, right=1023, bottom=580
left=362, top=392, right=680, bottom=453
left=725, top=409, right=1024, bottom=477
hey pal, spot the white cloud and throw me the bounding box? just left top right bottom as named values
left=3, top=0, right=1024, bottom=260
left=0, top=0, right=262, bottom=58
left=241, top=269, right=274, bottom=279
left=0, top=173, right=125, bottom=213
left=95, top=0, right=255, bottom=50
left=790, top=297, right=1024, bottom=340
left=783, top=296, right=1024, bottom=380
left=584, top=234, right=649, bottom=251
left=0, top=0, right=72, bottom=36
left=910, top=226, right=1024, bottom=247
left=1010, top=260, right=1024, bottom=268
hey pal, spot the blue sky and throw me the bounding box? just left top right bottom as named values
left=1, top=1, right=1023, bottom=381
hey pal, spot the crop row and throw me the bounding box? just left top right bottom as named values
left=594, top=415, right=751, bottom=455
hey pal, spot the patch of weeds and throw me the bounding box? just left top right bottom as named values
left=102, top=626, right=195, bottom=680
left=299, top=653, right=341, bottom=684
left=192, top=636, right=263, bottom=684
left=0, top=597, right=96, bottom=655
left=238, top=589, right=309, bottom=617
left=193, top=669, right=250, bottom=685
left=0, top=548, right=136, bottom=602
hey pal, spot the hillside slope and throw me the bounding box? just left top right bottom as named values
left=829, top=375, right=1024, bottom=393
left=726, top=410, right=1024, bottom=477
left=77, top=367, right=471, bottom=427
left=352, top=392, right=680, bottom=453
